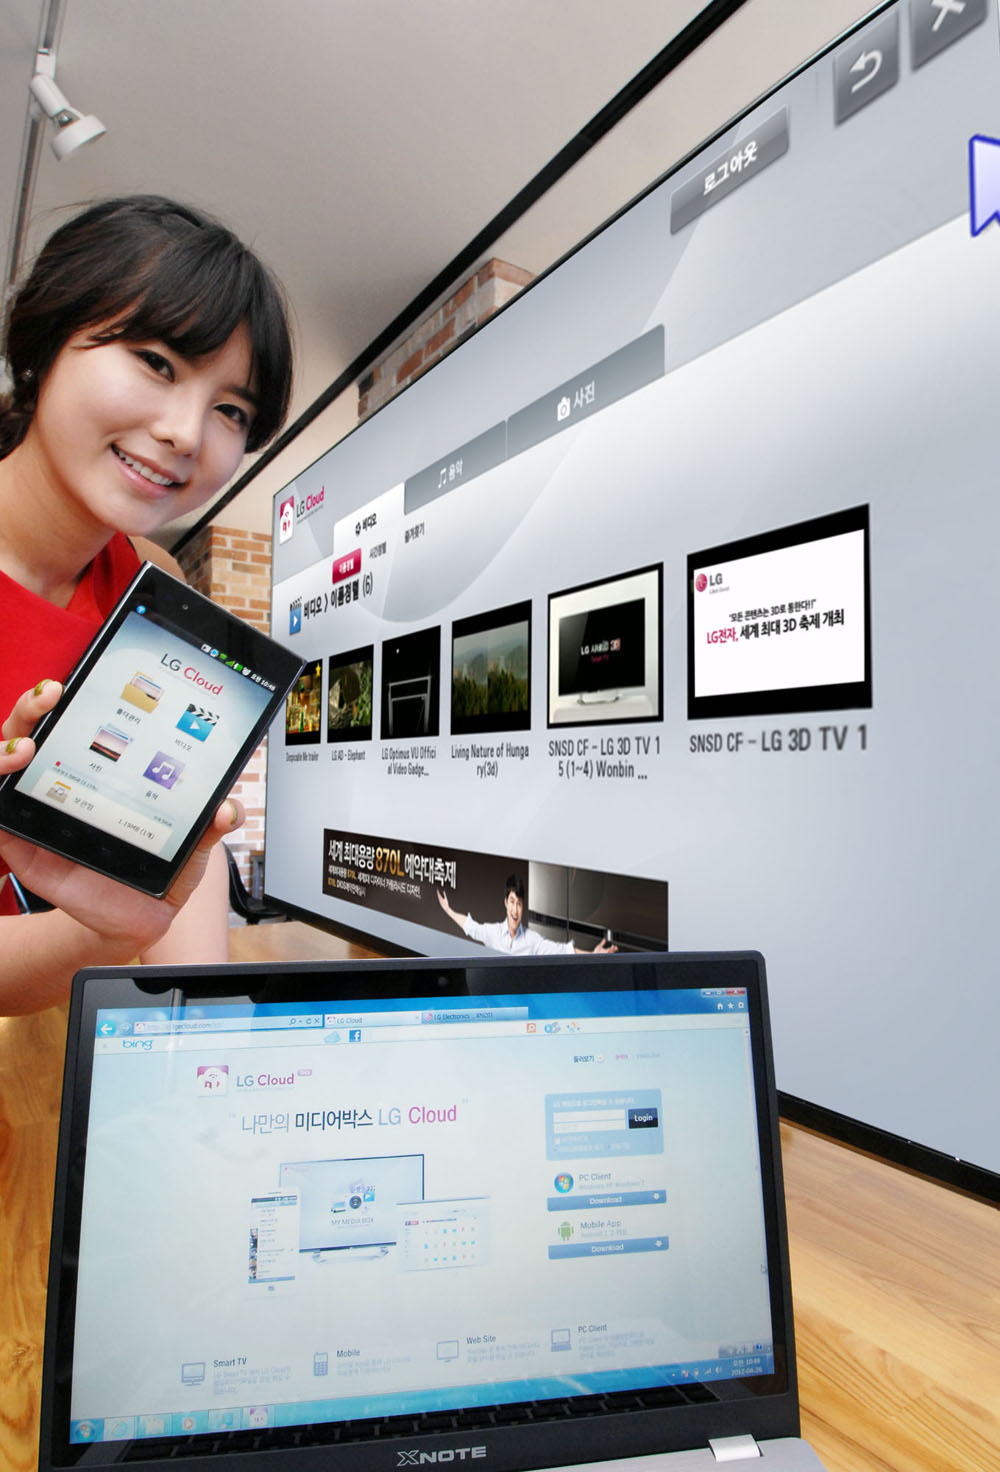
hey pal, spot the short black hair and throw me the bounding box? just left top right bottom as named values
left=504, top=874, right=525, bottom=902
left=1, top=195, right=292, bottom=457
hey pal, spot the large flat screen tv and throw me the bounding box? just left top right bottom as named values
left=266, top=0, right=1000, bottom=1183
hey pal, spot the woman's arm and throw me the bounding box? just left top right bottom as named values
left=139, top=840, right=230, bottom=964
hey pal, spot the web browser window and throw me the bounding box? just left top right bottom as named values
left=71, top=987, right=767, bottom=1444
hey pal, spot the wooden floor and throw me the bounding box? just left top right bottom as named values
left=1, top=921, right=997, bottom=1472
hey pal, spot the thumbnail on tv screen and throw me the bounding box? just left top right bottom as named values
left=687, top=506, right=871, bottom=719
left=549, top=564, right=662, bottom=727
left=266, top=2, right=1000, bottom=1176
left=452, top=601, right=531, bottom=737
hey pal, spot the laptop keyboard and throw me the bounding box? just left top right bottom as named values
left=115, top=1384, right=720, bottom=1461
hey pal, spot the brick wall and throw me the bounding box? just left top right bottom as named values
left=358, top=259, right=533, bottom=419
left=175, top=526, right=273, bottom=887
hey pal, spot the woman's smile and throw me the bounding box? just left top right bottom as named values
left=110, top=444, right=189, bottom=493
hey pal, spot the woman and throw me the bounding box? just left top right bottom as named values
left=0, top=195, right=293, bottom=1013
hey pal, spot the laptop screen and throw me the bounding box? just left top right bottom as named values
left=42, top=954, right=798, bottom=1468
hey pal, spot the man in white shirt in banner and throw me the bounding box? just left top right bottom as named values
left=437, top=874, right=617, bottom=956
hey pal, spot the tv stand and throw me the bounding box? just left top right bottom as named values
left=576, top=690, right=620, bottom=706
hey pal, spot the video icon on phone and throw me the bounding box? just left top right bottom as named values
left=176, top=705, right=218, bottom=741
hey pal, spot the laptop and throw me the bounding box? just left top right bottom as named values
left=39, top=951, right=828, bottom=1470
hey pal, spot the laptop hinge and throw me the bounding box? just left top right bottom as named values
left=708, top=1435, right=762, bottom=1462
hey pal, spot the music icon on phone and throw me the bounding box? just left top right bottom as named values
left=143, top=752, right=185, bottom=790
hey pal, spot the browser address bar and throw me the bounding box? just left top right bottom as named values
left=132, top=1016, right=323, bottom=1035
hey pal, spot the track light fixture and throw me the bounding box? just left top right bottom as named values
left=28, top=49, right=106, bottom=161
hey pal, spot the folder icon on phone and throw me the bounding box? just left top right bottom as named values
left=121, top=672, right=164, bottom=712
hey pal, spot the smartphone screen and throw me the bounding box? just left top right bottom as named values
left=0, top=565, right=303, bottom=895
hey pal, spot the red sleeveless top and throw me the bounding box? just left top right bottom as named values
left=0, top=533, right=142, bottom=913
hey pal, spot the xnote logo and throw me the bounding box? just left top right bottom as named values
left=396, top=1450, right=486, bottom=1465
left=279, top=496, right=295, bottom=543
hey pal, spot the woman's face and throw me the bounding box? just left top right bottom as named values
left=23, top=324, right=257, bottom=538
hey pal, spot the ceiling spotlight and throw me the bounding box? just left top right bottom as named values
left=28, top=49, right=106, bottom=161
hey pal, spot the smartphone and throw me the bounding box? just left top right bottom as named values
left=0, top=563, right=304, bottom=897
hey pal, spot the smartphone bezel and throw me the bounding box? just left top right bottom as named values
left=0, top=563, right=303, bottom=897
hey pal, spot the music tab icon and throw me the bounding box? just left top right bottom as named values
left=143, top=751, right=184, bottom=790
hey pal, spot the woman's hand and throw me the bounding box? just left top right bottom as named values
left=0, top=679, right=62, bottom=770
left=0, top=799, right=244, bottom=951
left=0, top=679, right=243, bottom=952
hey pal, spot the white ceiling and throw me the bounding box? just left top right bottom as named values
left=1, top=0, right=876, bottom=540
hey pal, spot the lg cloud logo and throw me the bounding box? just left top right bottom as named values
left=195, top=1065, right=229, bottom=1096
left=279, top=488, right=326, bottom=544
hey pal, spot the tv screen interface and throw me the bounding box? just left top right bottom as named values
left=266, top=3, right=1000, bottom=1175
